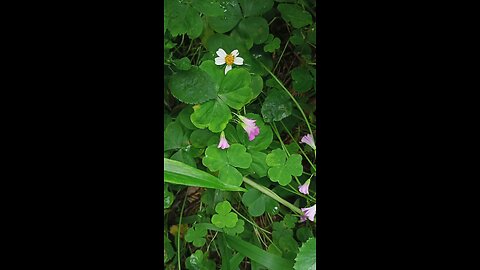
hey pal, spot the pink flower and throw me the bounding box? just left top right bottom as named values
left=300, top=204, right=316, bottom=222
left=217, top=131, right=230, bottom=149
left=238, top=115, right=260, bottom=141
left=300, top=134, right=316, bottom=150
left=298, top=179, right=311, bottom=195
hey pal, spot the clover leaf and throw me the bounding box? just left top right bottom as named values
left=266, top=149, right=303, bottom=186
left=202, top=144, right=252, bottom=186
left=211, top=201, right=238, bottom=228
left=185, top=249, right=216, bottom=270
left=241, top=188, right=278, bottom=217
left=277, top=3, right=313, bottom=29
left=223, top=219, right=245, bottom=235
left=185, top=226, right=208, bottom=247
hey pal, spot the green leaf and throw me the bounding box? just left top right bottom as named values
left=199, top=60, right=223, bottom=89
left=296, top=227, right=314, bottom=243
left=202, top=144, right=252, bottom=186
left=164, top=158, right=246, bottom=192
left=294, top=238, right=316, bottom=270
left=178, top=105, right=197, bottom=130
left=291, top=66, right=313, bottom=93
left=165, top=0, right=189, bottom=37
left=267, top=151, right=303, bottom=186
left=164, top=122, right=185, bottom=150
left=170, top=149, right=197, bottom=168
left=225, top=235, right=295, bottom=270
left=277, top=4, right=313, bottom=28
left=185, top=8, right=204, bottom=39
left=264, top=36, right=280, bottom=52
left=211, top=201, right=238, bottom=228
left=266, top=148, right=287, bottom=167
left=164, top=234, right=175, bottom=263
left=261, top=88, right=292, bottom=122
left=169, top=67, right=217, bottom=104
left=190, top=99, right=232, bottom=132
left=238, top=0, right=274, bottom=17
left=190, top=129, right=217, bottom=148
left=237, top=16, right=269, bottom=44
left=191, top=0, right=224, bottom=16
left=203, top=145, right=229, bottom=171
left=218, top=68, right=253, bottom=110
left=219, top=164, right=244, bottom=186
left=250, top=75, right=263, bottom=100
left=185, top=226, right=208, bottom=247
left=227, top=144, right=252, bottom=169
left=185, top=249, right=216, bottom=270
left=241, top=188, right=278, bottom=217
left=248, top=150, right=268, bottom=177
left=206, top=33, right=238, bottom=54
left=208, top=0, right=242, bottom=33
left=173, top=57, right=192, bottom=70
left=223, top=219, right=245, bottom=235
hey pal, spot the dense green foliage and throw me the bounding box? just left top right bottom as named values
left=164, top=0, right=316, bottom=269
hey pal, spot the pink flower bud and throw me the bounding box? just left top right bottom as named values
left=298, top=179, right=311, bottom=195
left=238, top=115, right=260, bottom=141
left=217, top=131, right=230, bottom=149
left=300, top=134, right=316, bottom=150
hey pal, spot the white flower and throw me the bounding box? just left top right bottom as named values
left=215, top=48, right=244, bottom=74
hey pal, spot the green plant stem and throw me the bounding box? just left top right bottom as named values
left=230, top=207, right=271, bottom=235
left=260, top=62, right=314, bottom=138
left=177, top=192, right=188, bottom=270
left=273, top=40, right=289, bottom=73
left=280, top=120, right=316, bottom=171
left=243, top=177, right=303, bottom=216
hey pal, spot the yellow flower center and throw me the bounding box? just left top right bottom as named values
left=225, top=54, right=234, bottom=65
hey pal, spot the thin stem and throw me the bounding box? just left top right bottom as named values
left=243, top=177, right=303, bottom=216
left=206, top=231, right=218, bottom=253
left=177, top=192, right=188, bottom=270
left=260, top=62, right=314, bottom=138
left=231, top=207, right=271, bottom=235
left=271, top=123, right=302, bottom=185
left=273, top=40, right=289, bottom=73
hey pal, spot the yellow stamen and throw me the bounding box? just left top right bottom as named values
left=225, top=54, right=234, bottom=65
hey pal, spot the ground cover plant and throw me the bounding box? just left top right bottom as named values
left=164, top=0, right=316, bottom=269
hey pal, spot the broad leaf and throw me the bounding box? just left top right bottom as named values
left=294, top=237, right=316, bottom=270
left=208, top=0, right=243, bottom=33
left=261, top=88, right=292, bottom=122
left=218, top=68, right=253, bottom=110
left=169, top=67, right=217, bottom=104
left=277, top=4, right=313, bottom=28
left=190, top=99, right=232, bottom=132
left=238, top=0, right=274, bottom=17
left=237, top=16, right=269, bottom=44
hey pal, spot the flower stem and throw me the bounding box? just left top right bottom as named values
left=280, top=120, right=316, bottom=171
left=243, top=177, right=303, bottom=216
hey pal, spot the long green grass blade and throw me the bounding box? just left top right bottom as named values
left=164, top=158, right=246, bottom=192
left=225, top=235, right=294, bottom=270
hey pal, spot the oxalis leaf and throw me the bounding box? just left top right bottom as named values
left=190, top=99, right=232, bottom=133
left=211, top=201, right=238, bottom=228
left=294, top=237, right=316, bottom=270
left=241, top=188, right=278, bottom=217
left=169, top=67, right=217, bottom=104
left=266, top=149, right=303, bottom=186
left=202, top=144, right=252, bottom=186
left=277, top=3, right=313, bottom=28
left=185, top=226, right=208, bottom=247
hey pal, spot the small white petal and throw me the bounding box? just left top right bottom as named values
left=224, top=65, right=232, bottom=74
left=216, top=48, right=227, bottom=58
left=233, top=57, right=244, bottom=65
left=215, top=57, right=226, bottom=65
left=231, top=49, right=239, bottom=57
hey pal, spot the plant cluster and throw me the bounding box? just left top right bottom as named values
left=164, top=0, right=316, bottom=269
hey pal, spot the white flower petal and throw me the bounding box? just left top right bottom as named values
left=231, top=49, right=239, bottom=57
left=224, top=65, right=232, bottom=74
left=216, top=48, right=227, bottom=58
left=215, top=57, right=226, bottom=65
left=233, top=57, right=244, bottom=65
